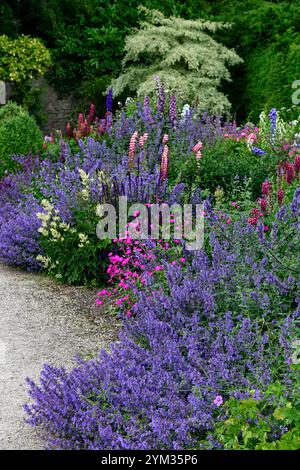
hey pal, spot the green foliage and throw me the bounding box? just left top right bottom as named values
left=112, top=7, right=242, bottom=114
left=0, top=101, right=26, bottom=122
left=199, top=381, right=300, bottom=450
left=2, top=1, right=299, bottom=120
left=0, top=34, right=51, bottom=83
left=214, top=0, right=300, bottom=120
left=0, top=103, right=42, bottom=176
left=37, top=199, right=112, bottom=286
left=171, top=137, right=273, bottom=199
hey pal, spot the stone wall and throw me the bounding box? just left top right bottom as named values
left=3, top=78, right=78, bottom=134
left=32, top=77, right=78, bottom=133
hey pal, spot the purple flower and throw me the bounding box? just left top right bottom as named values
left=24, top=192, right=300, bottom=449
left=106, top=88, right=113, bottom=113
left=252, top=147, right=267, bottom=156
left=269, top=108, right=277, bottom=140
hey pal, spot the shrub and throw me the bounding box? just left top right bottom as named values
left=25, top=189, right=300, bottom=449
left=0, top=104, right=42, bottom=177
left=0, top=34, right=51, bottom=83
left=0, top=101, right=27, bottom=122
left=36, top=198, right=112, bottom=286
left=173, top=136, right=273, bottom=200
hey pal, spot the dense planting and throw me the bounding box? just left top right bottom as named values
left=25, top=193, right=300, bottom=449
left=0, top=84, right=299, bottom=450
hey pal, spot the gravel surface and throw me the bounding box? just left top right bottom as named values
left=0, top=264, right=119, bottom=450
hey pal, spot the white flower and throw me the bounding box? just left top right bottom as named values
left=81, top=188, right=90, bottom=201
left=36, top=211, right=51, bottom=223
left=59, top=222, right=70, bottom=231
left=36, top=255, right=51, bottom=268
left=37, top=227, right=49, bottom=236
left=50, top=228, right=61, bottom=239
left=181, top=104, right=190, bottom=118
left=78, top=168, right=89, bottom=183
left=41, top=199, right=54, bottom=212
left=78, top=233, right=89, bottom=248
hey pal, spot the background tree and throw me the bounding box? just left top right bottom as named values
left=111, top=7, right=242, bottom=114
left=0, top=1, right=299, bottom=121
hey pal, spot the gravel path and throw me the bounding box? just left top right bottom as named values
left=0, top=264, right=119, bottom=450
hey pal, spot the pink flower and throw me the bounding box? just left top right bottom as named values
left=248, top=216, right=258, bottom=226
left=246, top=132, right=257, bottom=145
left=179, top=257, right=186, bottom=263
left=154, top=265, right=163, bottom=271
left=213, top=395, right=223, bottom=406
left=259, top=198, right=267, bottom=212
left=160, top=145, right=169, bottom=181
left=294, top=155, right=300, bottom=173
left=97, top=289, right=110, bottom=297
left=277, top=188, right=284, bottom=206
left=192, top=141, right=203, bottom=152
left=128, top=131, right=138, bottom=166
left=285, top=162, right=295, bottom=184
left=262, top=181, right=272, bottom=196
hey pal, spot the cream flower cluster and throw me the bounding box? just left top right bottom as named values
left=78, top=233, right=90, bottom=248
left=36, top=198, right=90, bottom=250
left=36, top=200, right=70, bottom=242
left=78, top=168, right=90, bottom=201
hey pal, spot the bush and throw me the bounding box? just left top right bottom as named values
left=0, top=104, right=42, bottom=177
left=172, top=136, right=273, bottom=200
left=0, top=34, right=51, bottom=83
left=36, top=198, right=112, bottom=286
left=0, top=101, right=27, bottom=122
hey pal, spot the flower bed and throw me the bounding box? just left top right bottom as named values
left=0, top=92, right=299, bottom=449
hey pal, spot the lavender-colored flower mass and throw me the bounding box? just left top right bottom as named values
left=25, top=193, right=300, bottom=449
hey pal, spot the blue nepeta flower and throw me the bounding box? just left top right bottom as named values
left=252, top=146, right=267, bottom=156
